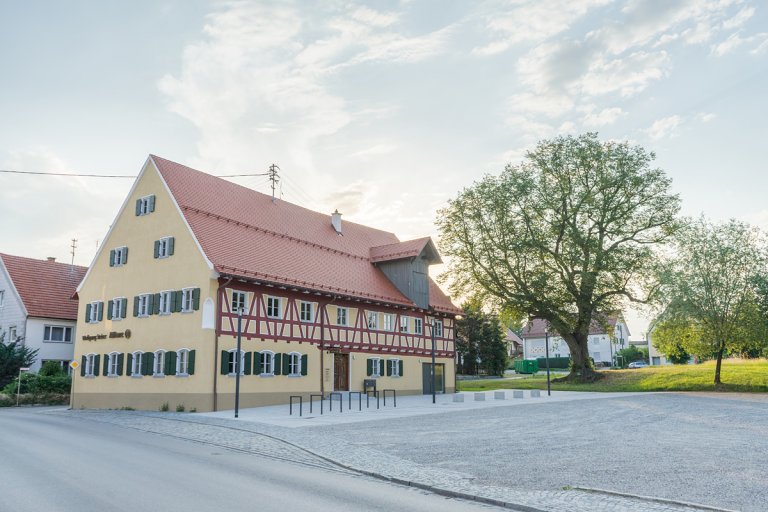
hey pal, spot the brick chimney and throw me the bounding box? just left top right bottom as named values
left=47, top=257, right=56, bottom=262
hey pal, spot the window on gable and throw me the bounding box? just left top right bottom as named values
left=44, top=325, right=72, bottom=343
left=110, top=246, right=128, bottom=267
left=87, top=302, right=103, bottom=323
left=367, top=311, right=378, bottom=330
left=155, top=236, right=175, bottom=259
left=109, top=297, right=127, bottom=321
left=266, top=296, right=281, bottom=319
left=336, top=307, right=348, bottom=326
left=136, top=195, right=155, bottom=216
left=414, top=317, right=423, bottom=335
left=399, top=316, right=409, bottom=333
left=153, top=350, right=166, bottom=376
left=383, top=314, right=394, bottom=331
left=299, top=301, right=313, bottom=322
left=231, top=291, right=248, bottom=314
left=260, top=351, right=275, bottom=375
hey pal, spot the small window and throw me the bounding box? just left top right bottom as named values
left=110, top=246, right=128, bottom=267
left=44, top=325, right=73, bottom=343
left=153, top=350, right=166, bottom=376
left=389, top=358, right=402, bottom=377
left=367, top=311, right=378, bottom=330
left=108, top=352, right=121, bottom=377
left=399, top=316, right=409, bottom=333
left=84, top=353, right=97, bottom=376
left=299, top=301, right=313, bottom=322
left=266, top=296, right=281, bottom=318
left=155, top=236, right=174, bottom=259
left=336, top=307, right=348, bottom=326
left=136, top=195, right=155, bottom=216
left=228, top=349, right=246, bottom=375
left=137, top=294, right=150, bottom=317
left=177, top=349, right=190, bottom=375
left=433, top=320, right=443, bottom=338
left=109, top=297, right=127, bottom=321
left=231, top=291, right=248, bottom=314
left=131, top=351, right=143, bottom=377
left=414, top=317, right=423, bottom=335
left=260, top=351, right=275, bottom=375
left=87, top=302, right=102, bottom=323
left=383, top=314, right=394, bottom=331
left=181, top=288, right=195, bottom=313
left=288, top=352, right=302, bottom=376
left=9, top=326, right=17, bottom=342
left=158, top=291, right=173, bottom=315
left=368, top=358, right=383, bottom=377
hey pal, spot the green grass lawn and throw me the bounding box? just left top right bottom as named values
left=459, top=359, right=768, bottom=393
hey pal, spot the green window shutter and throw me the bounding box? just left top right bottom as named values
left=282, top=353, right=291, bottom=375
left=147, top=294, right=155, bottom=315
left=80, top=356, right=86, bottom=377
left=220, top=350, right=229, bottom=375
left=192, top=288, right=200, bottom=310
left=255, top=352, right=263, bottom=373
left=123, top=247, right=128, bottom=264
left=168, top=237, right=175, bottom=256
left=109, top=250, right=115, bottom=267
left=153, top=240, right=160, bottom=259
left=107, top=300, right=114, bottom=320
left=170, top=290, right=177, bottom=313
left=133, top=296, right=139, bottom=317
left=127, top=353, right=133, bottom=376
left=153, top=293, right=161, bottom=315
left=117, top=354, right=124, bottom=376
left=121, top=298, right=128, bottom=319
left=165, top=351, right=176, bottom=376
left=367, top=358, right=373, bottom=377
left=85, top=303, right=91, bottom=322
left=135, top=198, right=141, bottom=216
left=188, top=350, right=196, bottom=375
left=93, top=355, right=101, bottom=376
left=103, top=355, right=109, bottom=376
left=386, top=359, right=392, bottom=376
left=301, top=354, right=308, bottom=376
left=149, top=195, right=156, bottom=212
left=243, top=352, right=252, bottom=375
left=274, top=353, right=282, bottom=375
left=97, top=302, right=104, bottom=321
left=399, top=360, right=404, bottom=377
left=174, top=290, right=183, bottom=312
left=143, top=352, right=154, bottom=376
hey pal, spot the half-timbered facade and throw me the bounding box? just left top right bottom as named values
left=73, top=155, right=459, bottom=412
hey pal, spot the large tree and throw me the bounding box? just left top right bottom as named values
left=455, top=302, right=508, bottom=376
left=437, top=133, right=680, bottom=381
left=655, top=218, right=767, bottom=383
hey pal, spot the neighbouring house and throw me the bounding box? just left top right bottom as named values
left=505, top=329, right=523, bottom=359
left=73, top=155, right=459, bottom=412
left=0, top=253, right=87, bottom=373
left=646, top=320, right=671, bottom=366
left=521, top=315, right=630, bottom=366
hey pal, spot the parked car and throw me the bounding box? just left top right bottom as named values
left=628, top=361, right=649, bottom=369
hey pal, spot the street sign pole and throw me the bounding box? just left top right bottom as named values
left=16, top=367, right=30, bottom=407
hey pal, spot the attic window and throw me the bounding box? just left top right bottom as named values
left=136, top=195, right=156, bottom=216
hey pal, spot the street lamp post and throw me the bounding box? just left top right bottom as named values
left=16, top=367, right=30, bottom=407
left=235, top=307, right=243, bottom=419
left=544, top=328, right=551, bottom=396
left=431, top=319, right=437, bottom=404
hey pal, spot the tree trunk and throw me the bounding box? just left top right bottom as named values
left=556, top=332, right=602, bottom=382
left=713, top=342, right=726, bottom=385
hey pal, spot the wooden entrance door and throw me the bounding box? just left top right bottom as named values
left=334, top=353, right=349, bottom=391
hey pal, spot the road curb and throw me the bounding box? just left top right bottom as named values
left=573, top=486, right=739, bottom=512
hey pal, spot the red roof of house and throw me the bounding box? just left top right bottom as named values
left=0, top=254, right=86, bottom=321
left=522, top=316, right=627, bottom=338
left=370, top=237, right=442, bottom=264
left=151, top=156, right=459, bottom=314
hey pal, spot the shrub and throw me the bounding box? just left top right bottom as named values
left=175, top=404, right=185, bottom=412
left=160, top=402, right=170, bottom=412
left=39, top=361, right=66, bottom=377
left=2, top=373, right=71, bottom=395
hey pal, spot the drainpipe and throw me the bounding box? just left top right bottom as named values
left=214, top=276, right=233, bottom=412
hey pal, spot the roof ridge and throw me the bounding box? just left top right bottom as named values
left=181, top=205, right=369, bottom=261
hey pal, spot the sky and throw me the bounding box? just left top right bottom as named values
left=1, top=0, right=767, bottom=339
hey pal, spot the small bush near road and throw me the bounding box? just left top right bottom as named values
left=1, top=373, right=71, bottom=395
left=0, top=393, right=69, bottom=407
left=459, top=359, right=768, bottom=393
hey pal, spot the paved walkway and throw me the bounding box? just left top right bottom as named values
left=45, top=391, right=753, bottom=512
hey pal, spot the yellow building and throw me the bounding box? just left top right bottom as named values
left=73, top=155, right=459, bottom=412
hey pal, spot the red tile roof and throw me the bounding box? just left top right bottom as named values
left=522, top=316, right=625, bottom=338
left=0, top=254, right=86, bottom=321
left=151, top=156, right=460, bottom=314
left=370, top=237, right=442, bottom=264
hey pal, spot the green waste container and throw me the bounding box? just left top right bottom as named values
left=514, top=359, right=539, bottom=374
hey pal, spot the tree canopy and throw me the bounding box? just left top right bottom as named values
left=0, top=333, right=38, bottom=389
left=437, top=133, right=680, bottom=380
left=455, top=302, right=508, bottom=376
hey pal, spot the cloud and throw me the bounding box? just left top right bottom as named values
left=580, top=105, right=625, bottom=127
left=695, top=112, right=717, bottom=123
left=645, top=115, right=683, bottom=140
left=711, top=30, right=768, bottom=56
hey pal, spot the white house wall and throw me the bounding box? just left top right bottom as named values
left=24, top=317, right=77, bottom=372
left=522, top=321, right=630, bottom=366
left=0, top=262, right=27, bottom=349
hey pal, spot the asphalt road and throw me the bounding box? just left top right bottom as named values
left=0, top=408, right=503, bottom=512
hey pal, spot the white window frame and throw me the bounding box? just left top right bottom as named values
left=414, top=317, right=423, bottom=335
left=399, top=316, right=409, bottom=333
left=383, top=313, right=394, bottom=331
left=260, top=350, right=275, bottom=375
left=228, top=349, right=246, bottom=375
left=153, top=350, right=166, bottom=376
left=266, top=296, right=281, bottom=319
left=336, top=307, right=348, bottom=326
left=231, top=291, right=248, bottom=314
left=157, top=237, right=172, bottom=259
left=433, top=320, right=443, bottom=338
left=176, top=349, right=190, bottom=375
left=113, top=246, right=128, bottom=266
left=158, top=291, right=173, bottom=315
left=85, top=353, right=97, bottom=377
left=137, top=294, right=150, bottom=317
left=8, top=325, right=17, bottom=342
left=391, top=358, right=402, bottom=377
left=0, top=290, right=4, bottom=307
left=299, top=301, right=313, bottom=323
left=367, top=311, right=378, bottom=330
left=288, top=352, right=302, bottom=376
left=107, top=352, right=120, bottom=377
left=88, top=301, right=101, bottom=323
left=111, top=298, right=125, bottom=321
left=181, top=288, right=194, bottom=313
left=371, top=357, right=383, bottom=377
left=131, top=351, right=143, bottom=377
left=138, top=195, right=152, bottom=216
left=43, top=325, right=73, bottom=343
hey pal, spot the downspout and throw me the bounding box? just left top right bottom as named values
left=214, top=276, right=234, bottom=412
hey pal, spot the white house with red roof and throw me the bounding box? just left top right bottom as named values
left=0, top=253, right=87, bottom=373
left=73, top=155, right=459, bottom=412
left=521, top=315, right=630, bottom=366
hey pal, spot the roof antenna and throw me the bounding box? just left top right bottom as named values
left=70, top=238, right=78, bottom=268
left=268, top=163, right=280, bottom=203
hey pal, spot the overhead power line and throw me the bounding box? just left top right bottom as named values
left=0, top=169, right=271, bottom=178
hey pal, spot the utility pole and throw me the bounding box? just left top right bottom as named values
left=70, top=239, right=77, bottom=266
left=268, top=164, right=280, bottom=203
